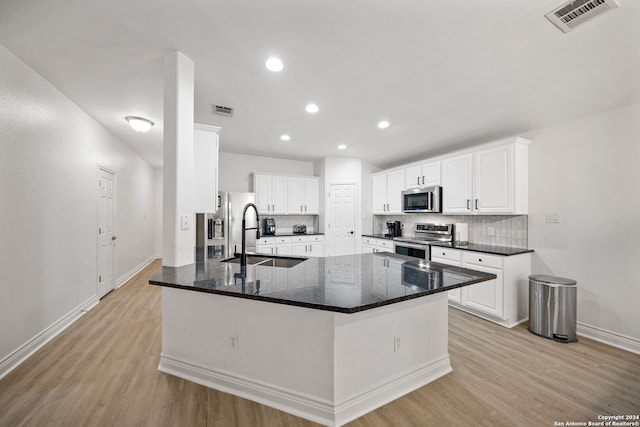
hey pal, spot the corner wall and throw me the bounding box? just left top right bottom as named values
left=0, top=43, right=157, bottom=372
left=524, top=102, right=640, bottom=351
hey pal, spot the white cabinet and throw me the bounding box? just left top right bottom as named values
left=193, top=124, right=220, bottom=213
left=361, top=237, right=394, bottom=254
left=372, top=169, right=404, bottom=214
left=442, top=139, right=529, bottom=215
left=405, top=161, right=441, bottom=189
left=430, top=247, right=462, bottom=303
left=287, top=177, right=319, bottom=214
left=253, top=174, right=288, bottom=215
left=257, top=235, right=324, bottom=257
left=439, top=248, right=532, bottom=328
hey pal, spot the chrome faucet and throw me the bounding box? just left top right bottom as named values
left=240, top=203, right=260, bottom=271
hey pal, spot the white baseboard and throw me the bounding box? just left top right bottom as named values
left=0, top=295, right=99, bottom=381
left=159, top=353, right=451, bottom=427
left=116, top=255, right=156, bottom=289
left=577, top=322, right=640, bottom=355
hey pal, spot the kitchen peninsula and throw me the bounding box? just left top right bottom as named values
left=150, top=252, right=495, bottom=426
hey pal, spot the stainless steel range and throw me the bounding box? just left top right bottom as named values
left=393, top=223, right=454, bottom=260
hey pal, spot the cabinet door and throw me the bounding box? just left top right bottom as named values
left=442, top=154, right=473, bottom=213
left=275, top=244, right=292, bottom=256
left=431, top=253, right=461, bottom=303
left=308, top=242, right=325, bottom=257
left=404, top=165, right=422, bottom=189
left=271, top=175, right=288, bottom=214
left=291, top=242, right=308, bottom=256
left=362, top=244, right=376, bottom=254
left=461, top=263, right=504, bottom=319
left=254, top=174, right=272, bottom=214
left=304, top=178, right=319, bottom=214
left=422, top=161, right=441, bottom=187
left=386, top=170, right=405, bottom=212
left=474, top=145, right=513, bottom=213
left=372, top=173, right=387, bottom=213
left=287, top=177, right=306, bottom=214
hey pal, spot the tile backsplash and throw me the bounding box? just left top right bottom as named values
left=269, top=215, right=319, bottom=234
left=373, top=214, right=528, bottom=248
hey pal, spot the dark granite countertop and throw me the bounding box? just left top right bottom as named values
left=149, top=252, right=495, bottom=314
left=362, top=234, right=395, bottom=240
left=430, top=242, right=533, bottom=256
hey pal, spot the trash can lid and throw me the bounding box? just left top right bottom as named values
left=529, top=274, right=577, bottom=286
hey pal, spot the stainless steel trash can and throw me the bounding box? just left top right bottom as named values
left=528, top=275, right=577, bottom=343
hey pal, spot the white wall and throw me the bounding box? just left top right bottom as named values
left=0, top=43, right=157, bottom=365
left=524, top=102, right=640, bottom=347
left=218, top=152, right=314, bottom=192
left=360, top=160, right=380, bottom=235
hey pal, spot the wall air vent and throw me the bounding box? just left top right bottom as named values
left=545, top=0, right=620, bottom=33
left=213, top=104, right=234, bottom=117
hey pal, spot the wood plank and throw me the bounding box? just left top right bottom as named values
left=0, top=259, right=638, bottom=426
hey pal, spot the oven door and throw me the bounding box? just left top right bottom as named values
left=394, top=241, right=429, bottom=260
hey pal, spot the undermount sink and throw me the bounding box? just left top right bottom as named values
left=222, top=255, right=307, bottom=269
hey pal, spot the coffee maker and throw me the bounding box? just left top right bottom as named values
left=263, top=218, right=276, bottom=235
left=385, top=221, right=401, bottom=238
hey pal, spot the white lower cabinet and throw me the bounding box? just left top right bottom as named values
left=432, top=247, right=531, bottom=328
left=257, top=235, right=324, bottom=257
left=361, top=237, right=394, bottom=254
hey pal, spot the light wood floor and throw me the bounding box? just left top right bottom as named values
left=1, top=259, right=638, bottom=426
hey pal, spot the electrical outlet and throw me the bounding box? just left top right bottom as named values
left=394, top=336, right=401, bottom=352
left=487, top=227, right=495, bottom=236
left=545, top=212, right=562, bottom=224
left=229, top=334, right=239, bottom=351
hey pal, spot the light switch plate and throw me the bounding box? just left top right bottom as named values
left=181, top=215, right=190, bottom=231
left=545, top=212, right=562, bottom=223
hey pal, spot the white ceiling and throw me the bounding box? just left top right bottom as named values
left=1, top=0, right=638, bottom=169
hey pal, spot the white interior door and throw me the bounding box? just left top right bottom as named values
left=327, top=183, right=356, bottom=256
left=97, top=168, right=116, bottom=298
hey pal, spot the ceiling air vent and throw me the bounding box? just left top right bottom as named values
left=545, top=0, right=620, bottom=33
left=213, top=104, right=234, bottom=117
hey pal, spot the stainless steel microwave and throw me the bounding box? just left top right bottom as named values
left=402, top=186, right=442, bottom=213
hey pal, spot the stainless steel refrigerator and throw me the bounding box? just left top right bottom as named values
left=196, top=192, right=257, bottom=259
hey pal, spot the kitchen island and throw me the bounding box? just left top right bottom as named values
left=150, top=252, right=495, bottom=426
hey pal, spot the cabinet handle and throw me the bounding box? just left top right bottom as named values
left=417, top=177, right=420, bottom=185
left=442, top=252, right=446, bottom=255
left=305, top=205, right=307, bottom=212
left=475, top=199, right=479, bottom=210
left=478, top=258, right=482, bottom=262
left=422, top=176, right=425, bottom=185
left=301, top=205, right=303, bottom=212
left=466, top=199, right=471, bottom=210
left=386, top=203, right=390, bottom=211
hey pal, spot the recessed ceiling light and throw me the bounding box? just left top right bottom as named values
left=377, top=120, right=390, bottom=129
left=305, top=104, right=319, bottom=113
left=280, top=134, right=291, bottom=141
left=265, top=57, right=283, bottom=72
left=337, top=144, right=347, bottom=150
left=125, top=116, right=154, bottom=132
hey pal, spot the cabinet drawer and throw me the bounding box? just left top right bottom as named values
left=463, top=252, right=503, bottom=269
left=291, top=235, right=308, bottom=243
left=362, top=237, right=376, bottom=246
left=308, top=235, right=324, bottom=242
left=431, top=247, right=461, bottom=263
left=257, top=237, right=275, bottom=246
left=376, top=239, right=394, bottom=249
left=275, top=236, right=292, bottom=245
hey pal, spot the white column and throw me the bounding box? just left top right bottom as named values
left=162, top=51, right=195, bottom=267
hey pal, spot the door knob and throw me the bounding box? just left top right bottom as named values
left=349, top=231, right=354, bottom=234
left=112, top=236, right=118, bottom=241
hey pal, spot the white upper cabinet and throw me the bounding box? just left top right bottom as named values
left=405, top=161, right=441, bottom=189
left=254, top=173, right=319, bottom=215
left=372, top=169, right=404, bottom=214
left=193, top=124, right=220, bottom=213
left=253, top=173, right=287, bottom=215
left=442, top=138, right=529, bottom=215
left=287, top=177, right=319, bottom=214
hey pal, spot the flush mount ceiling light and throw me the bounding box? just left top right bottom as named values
left=280, top=134, right=291, bottom=141
left=125, top=116, right=154, bottom=132
left=265, top=57, right=284, bottom=72
left=377, top=120, right=390, bottom=129
left=305, top=104, right=319, bottom=113
left=337, top=144, right=347, bottom=150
